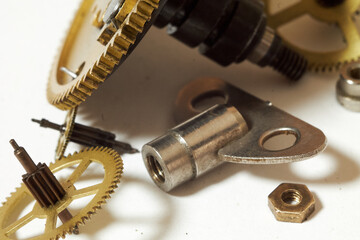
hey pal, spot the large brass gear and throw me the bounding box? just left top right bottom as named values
left=56, top=107, right=77, bottom=160
left=263, top=0, right=360, bottom=71
left=47, top=0, right=160, bottom=110
left=0, top=147, right=123, bottom=240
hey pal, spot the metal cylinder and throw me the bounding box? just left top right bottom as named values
left=142, top=105, right=248, bottom=192
left=10, top=139, right=38, bottom=174
left=336, top=61, right=360, bottom=111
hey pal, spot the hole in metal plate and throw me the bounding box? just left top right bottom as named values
left=260, top=128, right=300, bottom=151
left=191, top=90, right=228, bottom=112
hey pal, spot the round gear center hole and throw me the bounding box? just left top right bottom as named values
left=147, top=155, right=165, bottom=183
left=281, top=189, right=303, bottom=205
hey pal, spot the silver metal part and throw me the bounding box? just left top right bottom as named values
left=143, top=78, right=327, bottom=192
left=336, top=61, right=360, bottom=112
left=103, top=0, right=124, bottom=24
left=142, top=105, right=248, bottom=192
left=247, top=26, right=275, bottom=64
left=60, top=67, right=78, bottom=79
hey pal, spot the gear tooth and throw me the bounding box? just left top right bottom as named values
left=121, top=25, right=138, bottom=43
left=101, top=54, right=116, bottom=68
left=98, top=22, right=117, bottom=45
left=68, top=88, right=84, bottom=102
left=96, top=57, right=113, bottom=74
left=81, top=77, right=100, bottom=90
left=103, top=50, right=120, bottom=65
left=75, top=82, right=92, bottom=97
left=71, top=88, right=88, bottom=101
left=106, top=189, right=115, bottom=194
left=89, top=66, right=106, bottom=83
left=128, top=13, right=147, bottom=32
left=145, top=0, right=160, bottom=8
left=105, top=46, right=122, bottom=64
left=112, top=36, right=131, bottom=55
left=60, top=100, right=75, bottom=110
left=137, top=1, right=156, bottom=18
left=94, top=205, right=102, bottom=210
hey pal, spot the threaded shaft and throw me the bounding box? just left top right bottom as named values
left=269, top=45, right=308, bottom=81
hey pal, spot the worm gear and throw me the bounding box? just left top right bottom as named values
left=0, top=146, right=123, bottom=240
left=263, top=0, right=360, bottom=71
left=47, top=0, right=160, bottom=110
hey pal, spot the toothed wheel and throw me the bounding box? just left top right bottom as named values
left=47, top=0, right=160, bottom=110
left=0, top=147, right=123, bottom=240
left=56, top=107, right=77, bottom=160
left=263, top=0, right=360, bottom=71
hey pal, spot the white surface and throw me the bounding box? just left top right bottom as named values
left=1, top=1, right=360, bottom=240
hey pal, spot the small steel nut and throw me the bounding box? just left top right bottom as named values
left=268, top=183, right=315, bottom=223
left=336, top=61, right=360, bottom=112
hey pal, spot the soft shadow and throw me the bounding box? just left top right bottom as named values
left=77, top=28, right=337, bottom=140
left=245, top=146, right=360, bottom=184
left=307, top=192, right=322, bottom=222
left=170, top=146, right=360, bottom=196
left=170, top=162, right=243, bottom=196
left=79, top=176, right=174, bottom=240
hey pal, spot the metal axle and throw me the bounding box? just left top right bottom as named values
left=32, top=118, right=138, bottom=154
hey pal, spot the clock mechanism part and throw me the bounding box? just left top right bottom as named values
left=142, top=78, right=327, bottom=192
left=47, top=0, right=307, bottom=110
left=268, top=183, right=315, bottom=223
left=263, top=0, right=360, bottom=71
left=336, top=60, right=360, bottom=111
left=0, top=140, right=123, bottom=240
left=32, top=107, right=138, bottom=160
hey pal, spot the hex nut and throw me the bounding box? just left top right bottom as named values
left=268, top=183, right=315, bottom=223
left=336, top=61, right=360, bottom=112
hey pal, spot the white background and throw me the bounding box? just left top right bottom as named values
left=1, top=1, right=360, bottom=239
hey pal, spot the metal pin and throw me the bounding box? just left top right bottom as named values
left=32, top=118, right=138, bottom=154
left=10, top=139, right=38, bottom=174
left=60, top=67, right=78, bottom=79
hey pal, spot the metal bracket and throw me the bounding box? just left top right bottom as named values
left=175, top=78, right=327, bottom=164
left=143, top=78, right=327, bottom=191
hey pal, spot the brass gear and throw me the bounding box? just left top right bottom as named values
left=263, top=0, right=360, bottom=71
left=47, top=0, right=160, bottom=110
left=56, top=107, right=77, bottom=160
left=0, top=147, right=123, bottom=240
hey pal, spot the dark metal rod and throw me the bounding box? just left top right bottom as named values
left=10, top=139, right=38, bottom=173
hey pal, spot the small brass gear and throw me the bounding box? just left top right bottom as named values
left=56, top=107, right=77, bottom=160
left=263, top=0, right=360, bottom=71
left=47, top=0, right=160, bottom=110
left=0, top=147, right=123, bottom=240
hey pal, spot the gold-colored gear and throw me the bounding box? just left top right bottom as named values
left=47, top=0, right=160, bottom=110
left=263, top=0, right=360, bottom=71
left=0, top=147, right=123, bottom=240
left=56, top=107, right=77, bottom=160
